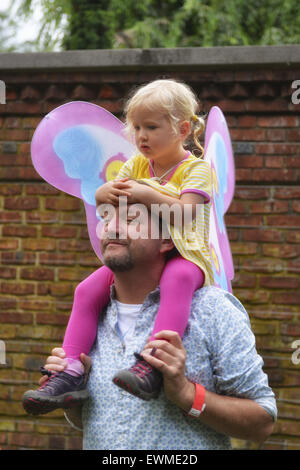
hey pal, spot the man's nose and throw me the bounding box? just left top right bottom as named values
left=105, top=214, right=127, bottom=239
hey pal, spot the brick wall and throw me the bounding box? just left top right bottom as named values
left=0, top=47, right=300, bottom=450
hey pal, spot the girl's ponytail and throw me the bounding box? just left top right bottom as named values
left=190, top=114, right=206, bottom=158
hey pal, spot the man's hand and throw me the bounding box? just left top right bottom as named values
left=39, top=348, right=92, bottom=387
left=140, top=330, right=195, bottom=412
left=141, top=330, right=274, bottom=444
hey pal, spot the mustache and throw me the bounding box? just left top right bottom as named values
left=102, top=237, right=129, bottom=248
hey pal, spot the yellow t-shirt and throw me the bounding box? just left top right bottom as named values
left=117, top=152, right=214, bottom=286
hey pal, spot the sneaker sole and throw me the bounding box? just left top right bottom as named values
left=112, top=373, right=160, bottom=401
left=22, top=389, right=89, bottom=415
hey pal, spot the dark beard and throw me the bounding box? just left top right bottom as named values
left=103, top=252, right=134, bottom=272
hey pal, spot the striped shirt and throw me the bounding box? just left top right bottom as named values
left=117, top=153, right=214, bottom=285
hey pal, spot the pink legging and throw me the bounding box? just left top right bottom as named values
left=62, top=256, right=205, bottom=359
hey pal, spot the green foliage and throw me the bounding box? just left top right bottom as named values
left=1, top=0, right=299, bottom=52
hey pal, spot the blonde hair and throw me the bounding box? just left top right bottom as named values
left=124, top=79, right=205, bottom=158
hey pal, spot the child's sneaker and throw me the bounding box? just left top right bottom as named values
left=22, top=367, right=89, bottom=415
left=112, top=353, right=163, bottom=400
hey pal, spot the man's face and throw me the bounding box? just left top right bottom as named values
left=100, top=203, right=166, bottom=272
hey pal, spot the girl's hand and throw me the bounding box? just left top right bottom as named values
left=140, top=330, right=195, bottom=412
left=126, top=180, right=153, bottom=204
left=38, top=348, right=92, bottom=386
left=95, top=178, right=132, bottom=206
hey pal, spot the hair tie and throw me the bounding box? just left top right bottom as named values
left=192, top=115, right=198, bottom=122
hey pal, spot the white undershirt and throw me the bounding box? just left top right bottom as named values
left=115, top=300, right=142, bottom=347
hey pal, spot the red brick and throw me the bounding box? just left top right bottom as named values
left=45, top=197, right=81, bottom=211
left=20, top=267, right=54, bottom=281
left=234, top=187, right=270, bottom=200
left=287, top=129, right=300, bottom=141
left=225, top=215, right=263, bottom=227
left=236, top=155, right=263, bottom=168
left=1, top=252, right=36, bottom=265
left=253, top=169, right=298, bottom=183
left=227, top=83, right=249, bottom=98
left=22, top=239, right=56, bottom=251
left=247, top=99, right=289, bottom=112
left=249, top=200, right=289, bottom=214
left=0, top=239, right=19, bottom=250
left=286, top=156, right=300, bottom=168
left=266, top=129, right=286, bottom=141
left=44, top=85, right=67, bottom=101
left=4, top=117, right=21, bottom=128
left=26, top=212, right=59, bottom=223
left=280, top=323, right=300, bottom=337
left=2, top=226, right=37, bottom=237
left=267, top=215, right=300, bottom=228
left=0, top=267, right=17, bottom=279
left=4, top=197, right=39, bottom=211
left=275, top=187, right=300, bottom=199
left=227, top=200, right=247, bottom=214
left=41, top=226, right=77, bottom=238
left=0, top=184, right=22, bottom=195
left=242, top=229, right=283, bottom=243
left=20, top=85, right=42, bottom=101
left=72, top=84, right=95, bottom=100
left=286, top=231, right=300, bottom=243
left=239, top=258, right=286, bottom=273
left=231, top=273, right=256, bottom=288
left=265, top=156, right=285, bottom=168
left=0, top=211, right=22, bottom=223
left=50, top=283, right=74, bottom=296
left=22, top=117, right=42, bottom=129
left=255, top=143, right=299, bottom=155
left=0, top=312, right=33, bottom=324
left=39, top=253, right=76, bottom=266
left=58, top=240, right=91, bottom=252
left=36, top=313, right=69, bottom=326
left=237, top=116, right=257, bottom=127
left=231, top=242, right=258, bottom=255
left=9, top=432, right=48, bottom=448
left=25, top=184, right=59, bottom=195
left=0, top=129, right=30, bottom=140
left=262, top=244, right=300, bottom=258
left=0, top=282, right=35, bottom=295
left=259, top=276, right=300, bottom=289
left=0, top=297, right=16, bottom=309
left=230, top=129, right=265, bottom=141
left=235, top=169, right=252, bottom=182
left=272, top=293, right=300, bottom=305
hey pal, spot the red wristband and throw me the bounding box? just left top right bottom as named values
left=187, top=383, right=206, bottom=418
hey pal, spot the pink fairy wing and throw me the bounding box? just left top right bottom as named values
left=204, top=106, right=235, bottom=292
left=31, top=101, right=135, bottom=261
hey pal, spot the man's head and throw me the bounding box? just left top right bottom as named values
left=99, top=202, right=175, bottom=273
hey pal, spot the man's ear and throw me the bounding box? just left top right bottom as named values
left=160, top=237, right=175, bottom=255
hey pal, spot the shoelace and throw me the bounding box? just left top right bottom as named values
left=130, top=355, right=153, bottom=379
left=38, top=367, right=57, bottom=390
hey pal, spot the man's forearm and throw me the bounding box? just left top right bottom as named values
left=175, top=381, right=274, bottom=443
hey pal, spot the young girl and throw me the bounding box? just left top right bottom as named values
left=22, top=79, right=214, bottom=414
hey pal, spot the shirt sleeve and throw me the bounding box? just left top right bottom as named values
left=210, top=291, right=278, bottom=421
left=116, top=156, right=136, bottom=179
left=180, top=160, right=212, bottom=204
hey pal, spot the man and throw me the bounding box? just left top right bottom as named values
left=39, top=203, right=276, bottom=450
